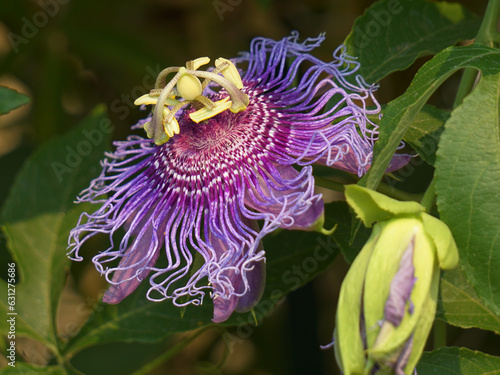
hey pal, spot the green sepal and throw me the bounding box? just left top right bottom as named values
left=421, top=213, right=459, bottom=270
left=368, top=221, right=436, bottom=356
left=345, top=185, right=425, bottom=227
left=335, top=224, right=381, bottom=375
left=333, top=328, right=344, bottom=374
left=363, top=219, right=418, bottom=350
left=310, top=211, right=337, bottom=235
left=403, top=261, right=440, bottom=375
left=368, top=266, right=439, bottom=375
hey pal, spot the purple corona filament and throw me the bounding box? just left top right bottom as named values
left=68, top=32, right=408, bottom=323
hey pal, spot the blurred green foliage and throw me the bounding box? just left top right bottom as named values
left=0, top=1, right=498, bottom=375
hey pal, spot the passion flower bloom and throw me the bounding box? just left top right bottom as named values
left=68, top=33, right=406, bottom=323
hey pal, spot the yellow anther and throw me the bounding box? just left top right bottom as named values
left=144, top=120, right=168, bottom=145
left=177, top=68, right=203, bottom=101
left=189, top=97, right=232, bottom=123
left=229, top=99, right=248, bottom=113
left=162, top=109, right=180, bottom=138
left=141, top=107, right=181, bottom=145
left=215, top=58, right=243, bottom=89
left=190, top=57, right=210, bottom=70
left=134, top=93, right=180, bottom=107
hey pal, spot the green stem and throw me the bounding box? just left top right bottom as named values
left=453, top=69, right=479, bottom=108
left=376, top=182, right=422, bottom=202
left=130, top=327, right=210, bottom=375
left=475, top=0, right=500, bottom=47
left=420, top=178, right=436, bottom=212
left=198, top=331, right=234, bottom=373
left=363, top=357, right=376, bottom=375
left=314, top=176, right=346, bottom=193
left=453, top=0, right=500, bottom=107
left=433, top=319, right=447, bottom=350
left=314, top=176, right=421, bottom=202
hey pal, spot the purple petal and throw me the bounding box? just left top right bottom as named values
left=386, top=153, right=412, bottom=172
left=207, top=220, right=266, bottom=322
left=394, top=335, right=414, bottom=375
left=384, top=237, right=416, bottom=326
left=244, top=163, right=324, bottom=231
left=102, top=225, right=160, bottom=304
left=212, top=291, right=240, bottom=323
left=236, top=254, right=266, bottom=313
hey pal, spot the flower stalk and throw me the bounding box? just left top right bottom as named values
left=453, top=0, right=500, bottom=107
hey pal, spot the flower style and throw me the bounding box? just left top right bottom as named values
left=68, top=33, right=407, bottom=323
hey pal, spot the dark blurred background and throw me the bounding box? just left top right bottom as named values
left=0, top=1, right=494, bottom=374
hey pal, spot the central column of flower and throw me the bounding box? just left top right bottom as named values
left=134, top=57, right=250, bottom=145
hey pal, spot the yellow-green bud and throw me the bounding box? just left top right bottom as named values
left=333, top=185, right=458, bottom=375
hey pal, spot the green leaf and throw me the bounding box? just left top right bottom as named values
left=0, top=363, right=67, bottom=374
left=404, top=105, right=450, bottom=166
left=63, top=286, right=214, bottom=358
left=417, top=347, right=500, bottom=375
left=359, top=45, right=500, bottom=191
left=69, top=338, right=186, bottom=375
left=368, top=105, right=448, bottom=166
left=435, top=66, right=500, bottom=318
left=437, top=267, right=500, bottom=335
left=0, top=107, right=112, bottom=354
left=0, top=86, right=30, bottom=115
left=344, top=0, right=480, bottom=82
left=63, top=202, right=341, bottom=358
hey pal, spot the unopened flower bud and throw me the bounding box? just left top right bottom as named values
left=333, top=185, right=458, bottom=375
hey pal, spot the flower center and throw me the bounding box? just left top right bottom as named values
left=172, top=104, right=248, bottom=157
left=134, top=57, right=249, bottom=145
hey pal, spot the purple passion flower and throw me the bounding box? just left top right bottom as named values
left=68, top=33, right=404, bottom=323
